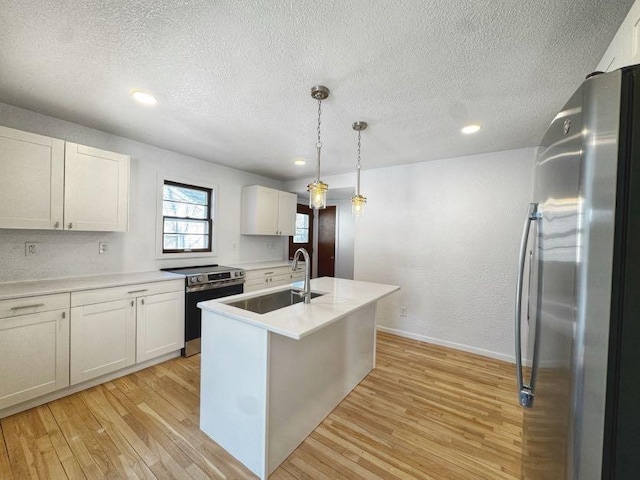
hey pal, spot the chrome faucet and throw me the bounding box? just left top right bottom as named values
left=292, top=247, right=312, bottom=304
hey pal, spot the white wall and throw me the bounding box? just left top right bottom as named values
left=0, top=102, right=287, bottom=282
left=334, top=199, right=355, bottom=280
left=354, top=148, right=535, bottom=362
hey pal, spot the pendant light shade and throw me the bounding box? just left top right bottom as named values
left=351, top=121, right=368, bottom=216
left=307, top=85, right=330, bottom=209
left=308, top=180, right=329, bottom=209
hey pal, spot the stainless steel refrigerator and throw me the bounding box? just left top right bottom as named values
left=515, top=65, right=640, bottom=479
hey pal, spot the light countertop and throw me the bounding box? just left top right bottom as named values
left=0, top=271, right=184, bottom=301
left=198, top=277, right=400, bottom=340
left=227, top=260, right=297, bottom=271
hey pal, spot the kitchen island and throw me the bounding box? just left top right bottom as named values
left=198, top=277, right=399, bottom=480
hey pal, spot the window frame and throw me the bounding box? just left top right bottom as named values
left=156, top=175, right=218, bottom=259
left=292, top=212, right=310, bottom=244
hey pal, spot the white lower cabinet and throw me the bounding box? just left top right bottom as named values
left=0, top=277, right=184, bottom=416
left=243, top=264, right=306, bottom=293
left=70, top=279, right=184, bottom=385
left=136, top=291, right=184, bottom=363
left=70, top=298, right=136, bottom=385
left=0, top=294, right=70, bottom=410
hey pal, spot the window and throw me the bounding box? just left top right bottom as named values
left=162, top=181, right=212, bottom=253
left=293, top=213, right=310, bottom=243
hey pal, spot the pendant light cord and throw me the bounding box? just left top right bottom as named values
left=356, top=129, right=361, bottom=194
left=316, top=98, right=322, bottom=182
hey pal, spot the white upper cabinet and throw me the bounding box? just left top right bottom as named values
left=597, top=29, right=623, bottom=72
left=241, top=185, right=297, bottom=236
left=0, top=126, right=65, bottom=230
left=0, top=126, right=129, bottom=232
left=277, top=190, right=297, bottom=236
left=64, top=143, right=129, bottom=232
left=596, top=1, right=640, bottom=72
left=626, top=1, right=640, bottom=66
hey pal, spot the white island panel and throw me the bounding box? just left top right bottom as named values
left=267, top=303, right=376, bottom=473
left=200, top=313, right=269, bottom=479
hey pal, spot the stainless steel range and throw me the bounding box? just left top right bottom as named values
left=162, top=264, right=245, bottom=356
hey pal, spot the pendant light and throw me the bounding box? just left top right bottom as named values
left=351, top=121, right=367, bottom=216
left=307, top=85, right=329, bottom=209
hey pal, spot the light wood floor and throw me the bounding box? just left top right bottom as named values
left=0, top=332, right=523, bottom=479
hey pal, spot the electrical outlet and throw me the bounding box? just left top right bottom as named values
left=400, top=306, right=408, bottom=317
left=98, top=242, right=109, bottom=254
left=25, top=242, right=37, bottom=256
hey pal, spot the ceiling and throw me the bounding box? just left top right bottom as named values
left=0, top=1, right=633, bottom=181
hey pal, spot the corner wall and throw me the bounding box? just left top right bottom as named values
left=354, top=148, right=536, bottom=362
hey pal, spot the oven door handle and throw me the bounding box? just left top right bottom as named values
left=186, top=280, right=245, bottom=293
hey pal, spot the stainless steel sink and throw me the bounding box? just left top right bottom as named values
left=227, top=289, right=324, bottom=314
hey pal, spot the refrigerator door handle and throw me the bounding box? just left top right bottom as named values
left=515, top=202, right=542, bottom=408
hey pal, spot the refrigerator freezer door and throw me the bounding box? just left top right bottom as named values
left=521, top=84, right=584, bottom=479
left=573, top=70, right=621, bottom=479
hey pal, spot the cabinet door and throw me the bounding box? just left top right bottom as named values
left=626, top=2, right=640, bottom=66
left=597, top=28, right=624, bottom=72
left=242, top=185, right=279, bottom=235
left=70, top=299, right=135, bottom=385
left=0, top=126, right=64, bottom=230
left=136, top=291, right=185, bottom=363
left=64, top=143, right=129, bottom=232
left=0, top=309, right=69, bottom=409
left=278, top=191, right=297, bottom=236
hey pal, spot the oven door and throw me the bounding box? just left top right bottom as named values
left=184, top=283, right=243, bottom=356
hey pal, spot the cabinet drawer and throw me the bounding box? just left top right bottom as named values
left=244, top=266, right=291, bottom=282
left=71, top=279, right=184, bottom=307
left=270, top=273, right=291, bottom=287
left=290, top=272, right=305, bottom=282
left=0, top=293, right=70, bottom=319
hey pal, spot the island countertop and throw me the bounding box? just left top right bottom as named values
left=198, top=277, right=399, bottom=340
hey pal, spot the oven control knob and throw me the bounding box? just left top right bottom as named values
left=197, top=275, right=205, bottom=283
left=189, top=277, right=196, bottom=284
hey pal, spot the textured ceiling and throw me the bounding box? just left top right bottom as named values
left=0, top=1, right=633, bottom=181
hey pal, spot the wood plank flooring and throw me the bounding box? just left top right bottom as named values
left=0, top=332, right=523, bottom=479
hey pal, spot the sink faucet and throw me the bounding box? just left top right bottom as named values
left=292, top=247, right=312, bottom=304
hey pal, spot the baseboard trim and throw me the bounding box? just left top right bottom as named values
left=376, top=326, right=515, bottom=364
left=0, top=351, right=181, bottom=419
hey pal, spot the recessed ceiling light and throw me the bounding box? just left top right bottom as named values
left=461, top=124, right=481, bottom=134
left=294, top=158, right=306, bottom=166
left=131, top=90, right=157, bottom=105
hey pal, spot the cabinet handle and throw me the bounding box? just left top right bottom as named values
left=127, top=289, right=148, bottom=294
left=10, top=303, right=45, bottom=311
left=53, top=221, right=60, bottom=229
left=68, top=222, right=73, bottom=229
left=141, top=299, right=145, bottom=305
left=62, top=311, right=66, bottom=319
left=131, top=300, right=134, bottom=307
left=264, top=272, right=274, bottom=275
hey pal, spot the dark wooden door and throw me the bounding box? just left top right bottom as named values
left=289, top=204, right=314, bottom=273
left=317, top=206, right=336, bottom=277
